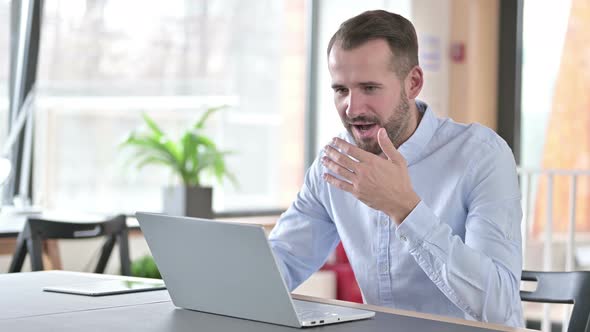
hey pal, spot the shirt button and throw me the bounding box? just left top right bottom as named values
left=380, top=264, right=388, bottom=273
left=381, top=220, right=388, bottom=227
left=400, top=235, right=407, bottom=242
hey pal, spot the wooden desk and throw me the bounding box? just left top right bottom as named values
left=0, top=271, right=534, bottom=332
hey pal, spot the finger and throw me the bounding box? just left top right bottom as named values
left=377, top=128, right=404, bottom=163
left=321, top=156, right=356, bottom=182
left=323, top=172, right=354, bottom=193
left=331, top=137, right=372, bottom=162
left=324, top=144, right=358, bottom=172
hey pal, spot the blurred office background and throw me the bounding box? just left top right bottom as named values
left=0, top=0, right=516, bottom=216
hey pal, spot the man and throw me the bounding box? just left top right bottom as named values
left=268, top=10, right=523, bottom=327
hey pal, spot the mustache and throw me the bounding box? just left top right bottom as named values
left=345, top=115, right=381, bottom=125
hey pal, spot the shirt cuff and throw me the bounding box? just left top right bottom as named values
left=395, top=200, right=440, bottom=249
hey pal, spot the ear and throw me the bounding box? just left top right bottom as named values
left=404, top=66, right=423, bottom=100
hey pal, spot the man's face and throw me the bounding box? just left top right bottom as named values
left=328, top=39, right=412, bottom=155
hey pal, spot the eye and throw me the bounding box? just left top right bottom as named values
left=363, top=85, right=378, bottom=93
left=333, top=87, right=348, bottom=95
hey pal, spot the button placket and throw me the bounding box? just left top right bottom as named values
left=376, top=213, right=393, bottom=305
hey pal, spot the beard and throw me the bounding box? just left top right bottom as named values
left=343, top=90, right=411, bottom=155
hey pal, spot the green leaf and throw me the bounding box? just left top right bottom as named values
left=119, top=108, right=237, bottom=188
left=131, top=255, right=161, bottom=279
left=141, top=112, right=164, bottom=137
left=135, top=156, right=176, bottom=171
left=194, top=105, right=228, bottom=130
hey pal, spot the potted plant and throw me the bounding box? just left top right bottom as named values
left=120, top=106, right=235, bottom=218
left=130, top=254, right=162, bottom=279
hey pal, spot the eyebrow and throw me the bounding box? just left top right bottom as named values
left=331, top=82, right=383, bottom=89
left=358, top=82, right=383, bottom=87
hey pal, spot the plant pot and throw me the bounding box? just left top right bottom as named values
left=162, top=186, right=213, bottom=218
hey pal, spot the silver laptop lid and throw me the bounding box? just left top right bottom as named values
left=136, top=212, right=301, bottom=327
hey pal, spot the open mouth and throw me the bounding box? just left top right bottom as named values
left=351, top=123, right=378, bottom=139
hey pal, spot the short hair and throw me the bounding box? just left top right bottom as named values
left=327, top=10, right=419, bottom=78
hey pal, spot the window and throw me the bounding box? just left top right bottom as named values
left=519, top=0, right=590, bottom=236
left=0, top=0, right=9, bottom=149
left=520, top=1, right=571, bottom=169
left=34, top=0, right=306, bottom=214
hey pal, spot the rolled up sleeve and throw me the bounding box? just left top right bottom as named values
left=396, top=142, right=523, bottom=326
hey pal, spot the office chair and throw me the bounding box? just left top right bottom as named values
left=320, top=243, right=363, bottom=303
left=8, top=214, right=131, bottom=275
left=521, top=270, right=590, bottom=332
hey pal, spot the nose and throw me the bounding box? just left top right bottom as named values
left=345, top=91, right=365, bottom=119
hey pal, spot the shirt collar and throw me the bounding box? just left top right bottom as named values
left=398, top=100, right=439, bottom=165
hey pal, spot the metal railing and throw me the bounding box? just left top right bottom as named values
left=518, top=168, right=590, bottom=332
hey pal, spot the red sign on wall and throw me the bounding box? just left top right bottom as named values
left=450, top=42, right=466, bottom=63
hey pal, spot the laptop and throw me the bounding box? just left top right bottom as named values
left=136, top=212, right=375, bottom=328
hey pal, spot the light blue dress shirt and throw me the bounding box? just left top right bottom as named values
left=269, top=101, right=523, bottom=327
